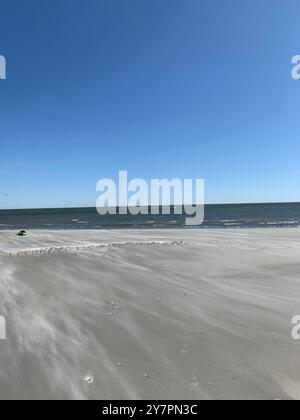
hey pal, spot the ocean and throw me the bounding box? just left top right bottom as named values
left=0, top=203, right=300, bottom=230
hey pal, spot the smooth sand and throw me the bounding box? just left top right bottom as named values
left=0, top=228, right=300, bottom=400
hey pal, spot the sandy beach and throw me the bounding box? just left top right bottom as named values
left=0, top=228, right=300, bottom=400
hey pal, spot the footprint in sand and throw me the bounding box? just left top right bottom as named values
left=114, top=362, right=123, bottom=367
left=203, top=379, right=213, bottom=386
left=84, top=375, right=94, bottom=384
left=181, top=344, right=189, bottom=355
left=110, top=302, right=121, bottom=310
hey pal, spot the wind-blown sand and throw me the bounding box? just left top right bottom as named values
left=0, top=228, right=300, bottom=400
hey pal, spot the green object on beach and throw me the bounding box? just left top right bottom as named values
left=17, top=230, right=29, bottom=237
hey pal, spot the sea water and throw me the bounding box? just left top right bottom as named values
left=0, top=203, right=300, bottom=230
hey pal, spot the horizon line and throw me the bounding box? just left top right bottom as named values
left=1, top=201, right=300, bottom=211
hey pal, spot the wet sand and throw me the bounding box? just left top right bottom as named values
left=0, top=228, right=300, bottom=400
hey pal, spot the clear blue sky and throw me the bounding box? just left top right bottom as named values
left=0, top=0, right=300, bottom=209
